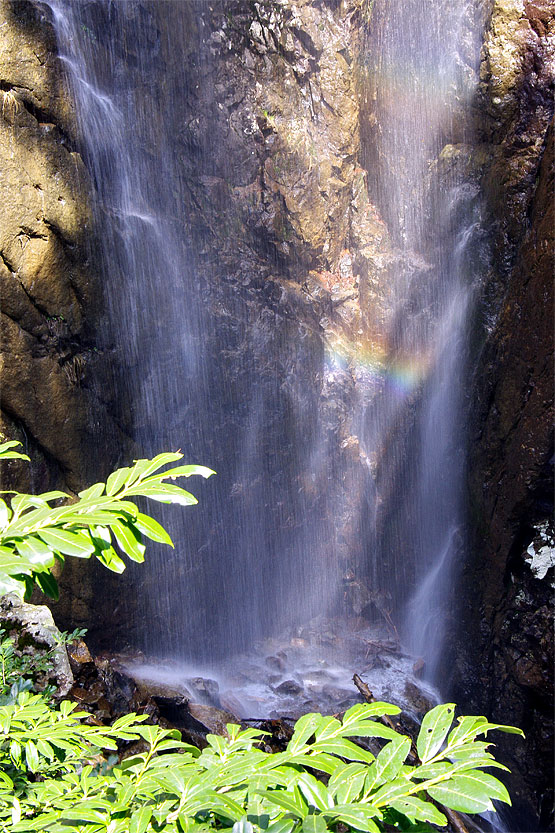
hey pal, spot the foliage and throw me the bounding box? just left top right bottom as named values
left=0, top=697, right=522, bottom=833
left=0, top=441, right=214, bottom=602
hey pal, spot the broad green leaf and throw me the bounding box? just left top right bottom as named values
left=125, top=483, right=198, bottom=505
left=302, top=816, right=327, bottom=833
left=126, top=452, right=184, bottom=484
left=232, top=820, right=254, bottom=833
left=37, top=529, right=95, bottom=558
left=155, top=464, right=215, bottom=480
left=129, top=807, right=153, bottom=833
left=288, top=713, right=322, bottom=753
left=323, top=804, right=381, bottom=832
left=36, top=572, right=59, bottom=600
left=106, top=466, right=133, bottom=496
left=24, top=739, right=39, bottom=771
left=297, top=772, right=330, bottom=810
left=412, top=761, right=453, bottom=780
left=78, top=483, right=105, bottom=500
left=0, top=441, right=30, bottom=461
left=390, top=795, right=447, bottom=825
left=96, top=547, right=126, bottom=574
left=426, top=777, right=495, bottom=813
left=311, top=738, right=374, bottom=763
left=371, top=777, right=414, bottom=806
left=111, top=520, right=146, bottom=563
left=266, top=821, right=296, bottom=833
left=0, top=552, right=34, bottom=575
left=453, top=769, right=511, bottom=804
left=133, top=512, right=173, bottom=546
left=0, top=575, right=26, bottom=598
left=343, top=703, right=401, bottom=724
left=258, top=786, right=308, bottom=817
left=368, top=735, right=411, bottom=787
left=314, top=716, right=342, bottom=741
left=340, top=721, right=400, bottom=740
left=328, top=762, right=367, bottom=802
left=15, top=536, right=55, bottom=569
left=417, top=703, right=455, bottom=763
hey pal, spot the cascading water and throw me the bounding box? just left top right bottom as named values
left=359, top=0, right=487, bottom=684
left=47, top=0, right=347, bottom=665
left=46, top=0, right=490, bottom=714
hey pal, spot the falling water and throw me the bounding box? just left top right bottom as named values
left=46, top=0, right=489, bottom=701
left=360, top=0, right=487, bottom=683
left=48, top=0, right=348, bottom=663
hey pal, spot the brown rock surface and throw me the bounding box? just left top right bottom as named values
left=0, top=1, right=130, bottom=496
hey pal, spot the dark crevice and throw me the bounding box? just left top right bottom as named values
left=0, top=79, right=75, bottom=149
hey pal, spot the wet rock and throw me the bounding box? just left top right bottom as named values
left=412, top=658, right=425, bottom=678
left=274, top=679, right=303, bottom=696
left=403, top=681, right=433, bottom=718
left=188, top=702, right=239, bottom=736
left=187, top=676, right=221, bottom=707
left=265, top=654, right=286, bottom=672
left=321, top=684, right=354, bottom=703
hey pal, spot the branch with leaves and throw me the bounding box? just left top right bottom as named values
left=0, top=441, right=214, bottom=602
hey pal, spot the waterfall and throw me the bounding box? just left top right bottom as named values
left=47, top=0, right=345, bottom=662
left=360, top=0, right=487, bottom=684
left=47, top=0, right=488, bottom=694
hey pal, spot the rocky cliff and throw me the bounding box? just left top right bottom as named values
left=446, top=1, right=554, bottom=829
left=0, top=0, right=129, bottom=496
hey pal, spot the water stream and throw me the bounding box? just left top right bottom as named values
left=48, top=0, right=489, bottom=711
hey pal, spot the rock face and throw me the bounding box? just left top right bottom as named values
left=0, top=0, right=129, bottom=496
left=444, top=2, right=554, bottom=829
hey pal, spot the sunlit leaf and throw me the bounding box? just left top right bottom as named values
left=417, top=703, right=455, bottom=763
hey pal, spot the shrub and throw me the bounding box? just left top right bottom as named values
left=0, top=440, right=214, bottom=602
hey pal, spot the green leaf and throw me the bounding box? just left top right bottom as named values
left=328, top=763, right=367, bottom=803
left=266, top=821, right=296, bottom=833
left=0, top=575, right=26, bottom=598
left=36, top=571, right=59, bottom=600
left=129, top=806, right=153, bottom=833
left=452, top=769, right=511, bottom=805
left=343, top=703, right=402, bottom=724
left=0, top=441, right=30, bottom=461
left=302, top=816, right=327, bottom=833
left=96, top=546, right=126, bottom=573
left=126, top=452, right=184, bottom=485
left=125, top=483, right=198, bottom=506
left=232, top=820, right=254, bottom=833
left=288, top=713, right=322, bottom=753
left=311, top=738, right=374, bottom=763
left=37, top=529, right=95, bottom=558
left=297, top=772, right=330, bottom=810
left=258, top=787, right=308, bottom=818
left=111, top=520, right=146, bottom=563
left=106, top=466, right=133, bottom=496
left=367, top=735, right=411, bottom=787
left=323, top=805, right=381, bottom=832
left=134, top=512, right=173, bottom=546
left=24, top=739, right=39, bottom=771
left=156, top=464, right=215, bottom=480
left=390, top=795, right=447, bottom=825
left=426, top=777, right=495, bottom=813
left=15, top=536, right=55, bottom=570
left=78, top=483, right=105, bottom=500
left=416, top=703, right=455, bottom=763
